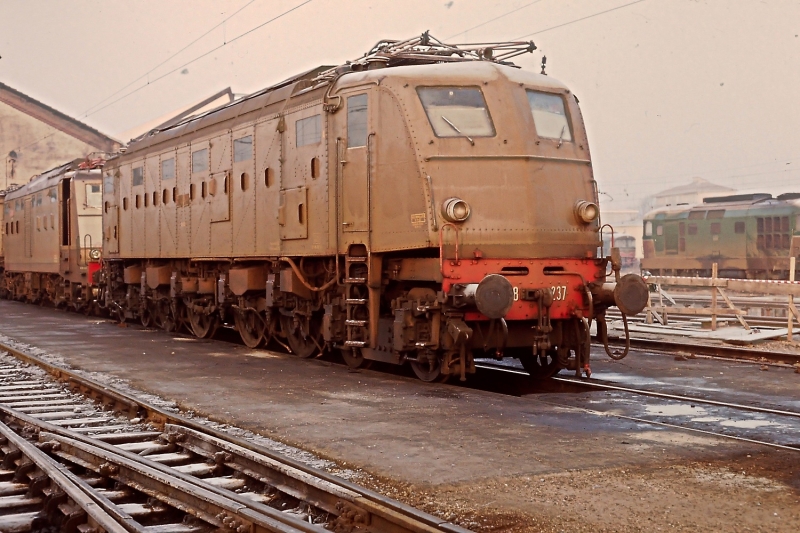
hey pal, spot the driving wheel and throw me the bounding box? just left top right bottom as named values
left=340, top=348, right=372, bottom=369
left=187, top=306, right=219, bottom=339
left=280, top=314, right=322, bottom=358
left=520, top=349, right=561, bottom=379
left=410, top=350, right=449, bottom=383
left=235, top=308, right=267, bottom=349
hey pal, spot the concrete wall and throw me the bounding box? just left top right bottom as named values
left=1, top=101, right=104, bottom=189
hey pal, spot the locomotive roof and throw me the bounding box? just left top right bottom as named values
left=118, top=61, right=566, bottom=161
left=116, top=33, right=549, bottom=161
left=4, top=159, right=101, bottom=201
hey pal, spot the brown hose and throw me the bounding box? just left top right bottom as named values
left=600, top=313, right=631, bottom=360
left=279, top=257, right=337, bottom=292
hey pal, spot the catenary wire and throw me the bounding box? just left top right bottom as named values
left=513, top=0, right=650, bottom=39
left=82, top=0, right=259, bottom=117
left=85, top=0, right=314, bottom=119
left=446, top=0, right=544, bottom=40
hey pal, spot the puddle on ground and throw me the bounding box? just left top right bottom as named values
left=645, top=404, right=706, bottom=416
left=719, top=419, right=781, bottom=429
left=592, top=371, right=668, bottom=387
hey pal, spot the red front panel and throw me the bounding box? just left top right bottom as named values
left=443, top=258, right=606, bottom=321
left=88, top=261, right=101, bottom=285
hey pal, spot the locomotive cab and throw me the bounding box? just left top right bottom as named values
left=327, top=58, right=646, bottom=379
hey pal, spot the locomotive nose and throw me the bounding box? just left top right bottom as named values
left=473, top=274, right=515, bottom=319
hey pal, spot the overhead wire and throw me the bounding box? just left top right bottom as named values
left=446, top=0, right=544, bottom=41
left=82, top=0, right=259, bottom=117
left=84, top=0, right=315, bottom=119
left=513, top=0, right=650, bottom=39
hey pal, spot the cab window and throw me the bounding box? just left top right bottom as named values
left=85, top=184, right=102, bottom=208
left=417, top=87, right=495, bottom=138
left=347, top=94, right=368, bottom=148
left=526, top=90, right=572, bottom=141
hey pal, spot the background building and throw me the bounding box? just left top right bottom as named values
left=640, top=177, right=735, bottom=214
left=1, top=82, right=119, bottom=189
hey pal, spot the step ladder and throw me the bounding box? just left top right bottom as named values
left=344, top=252, right=369, bottom=349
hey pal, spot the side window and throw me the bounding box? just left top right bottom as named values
left=296, top=115, right=321, bottom=147
left=162, top=158, right=176, bottom=180
left=103, top=173, right=115, bottom=195
left=233, top=136, right=253, bottom=162
left=526, top=90, right=571, bottom=141
left=347, top=94, right=368, bottom=148
left=192, top=149, right=208, bottom=173
left=132, top=166, right=144, bottom=186
left=644, top=221, right=653, bottom=237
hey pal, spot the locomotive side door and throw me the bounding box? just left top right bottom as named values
left=23, top=197, right=32, bottom=258
left=104, top=171, right=119, bottom=254
left=335, top=92, right=371, bottom=241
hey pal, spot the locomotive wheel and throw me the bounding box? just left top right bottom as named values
left=280, top=314, right=322, bottom=358
left=410, top=351, right=448, bottom=383
left=235, top=309, right=266, bottom=349
left=187, top=307, right=219, bottom=339
left=140, top=306, right=154, bottom=328
left=340, top=348, right=372, bottom=370
left=519, top=350, right=561, bottom=379
left=154, top=299, right=178, bottom=333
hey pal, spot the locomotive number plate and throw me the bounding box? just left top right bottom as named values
left=550, top=285, right=568, bottom=301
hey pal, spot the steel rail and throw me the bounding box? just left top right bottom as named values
left=604, top=336, right=800, bottom=365
left=531, top=396, right=800, bottom=454
left=0, top=387, right=314, bottom=532
left=476, top=362, right=800, bottom=419
left=0, top=339, right=472, bottom=533
left=0, top=419, right=132, bottom=533
left=474, top=363, right=800, bottom=453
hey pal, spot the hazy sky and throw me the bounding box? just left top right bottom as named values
left=1, top=0, right=798, bottom=210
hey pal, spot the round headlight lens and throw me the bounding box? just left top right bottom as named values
left=89, top=248, right=101, bottom=260
left=441, top=197, right=471, bottom=223
left=574, top=200, right=599, bottom=224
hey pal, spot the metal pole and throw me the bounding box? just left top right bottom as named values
left=789, top=256, right=796, bottom=342
left=711, top=263, right=718, bottom=331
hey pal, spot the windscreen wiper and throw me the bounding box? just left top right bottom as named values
left=441, top=115, right=475, bottom=146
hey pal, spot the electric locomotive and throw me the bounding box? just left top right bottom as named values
left=2, top=158, right=104, bottom=308
left=100, top=34, right=648, bottom=381
left=642, top=193, right=800, bottom=279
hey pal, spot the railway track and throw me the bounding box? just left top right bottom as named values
left=474, top=360, right=800, bottom=453
left=0, top=341, right=471, bottom=533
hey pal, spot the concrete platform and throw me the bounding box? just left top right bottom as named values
left=0, top=300, right=798, bottom=532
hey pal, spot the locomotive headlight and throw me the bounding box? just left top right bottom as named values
left=89, top=248, right=101, bottom=260
left=442, top=197, right=471, bottom=223
left=574, top=200, right=599, bottom=224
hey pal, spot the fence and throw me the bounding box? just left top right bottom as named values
left=645, top=258, right=800, bottom=340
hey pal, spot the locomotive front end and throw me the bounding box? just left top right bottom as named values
left=396, top=62, right=647, bottom=378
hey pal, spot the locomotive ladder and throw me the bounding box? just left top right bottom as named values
left=344, top=252, right=370, bottom=349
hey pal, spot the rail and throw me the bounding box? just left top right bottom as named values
left=0, top=339, right=473, bottom=533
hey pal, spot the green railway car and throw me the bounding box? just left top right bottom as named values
left=641, top=193, right=800, bottom=279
